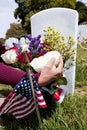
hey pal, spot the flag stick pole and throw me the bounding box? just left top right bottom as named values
left=23, top=52, right=42, bottom=125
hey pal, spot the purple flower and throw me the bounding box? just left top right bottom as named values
left=13, top=42, right=22, bottom=55
left=26, top=34, right=32, bottom=40
left=37, top=34, right=41, bottom=40
left=37, top=45, right=44, bottom=52
left=34, top=40, right=40, bottom=47
left=26, top=33, right=45, bottom=57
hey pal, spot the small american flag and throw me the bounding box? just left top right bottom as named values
left=0, top=74, right=47, bottom=120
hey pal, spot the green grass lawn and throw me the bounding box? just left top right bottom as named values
left=0, top=43, right=87, bottom=130
left=75, top=43, right=87, bottom=93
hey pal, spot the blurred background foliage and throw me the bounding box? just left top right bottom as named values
left=0, top=0, right=87, bottom=41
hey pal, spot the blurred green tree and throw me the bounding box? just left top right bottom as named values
left=0, top=38, right=5, bottom=44
left=6, top=23, right=27, bottom=39
left=75, top=1, right=87, bottom=24
left=14, top=0, right=76, bottom=33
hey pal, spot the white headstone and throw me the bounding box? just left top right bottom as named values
left=30, top=8, right=78, bottom=94
left=78, top=24, right=87, bottom=43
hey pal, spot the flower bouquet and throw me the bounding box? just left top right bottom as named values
left=1, top=26, right=75, bottom=103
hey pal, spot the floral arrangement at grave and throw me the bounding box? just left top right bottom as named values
left=42, top=27, right=76, bottom=69
left=1, top=26, right=76, bottom=103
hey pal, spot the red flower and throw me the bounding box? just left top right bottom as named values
left=9, top=46, right=18, bottom=54
left=52, top=91, right=60, bottom=100
left=38, top=52, right=46, bottom=57
left=17, top=51, right=31, bottom=63
left=52, top=89, right=63, bottom=101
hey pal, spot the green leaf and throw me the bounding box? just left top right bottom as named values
left=50, top=76, right=67, bottom=92
left=57, top=76, right=67, bottom=85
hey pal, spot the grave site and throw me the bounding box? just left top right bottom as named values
left=0, top=7, right=87, bottom=130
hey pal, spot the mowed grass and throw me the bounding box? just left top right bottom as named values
left=75, top=43, right=87, bottom=93
left=0, top=43, right=87, bottom=130
left=0, top=84, right=12, bottom=97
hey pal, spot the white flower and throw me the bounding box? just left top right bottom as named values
left=19, top=37, right=29, bottom=52
left=1, top=50, right=17, bottom=64
left=5, top=38, right=18, bottom=50
left=29, top=51, right=60, bottom=72
left=19, top=37, right=26, bottom=45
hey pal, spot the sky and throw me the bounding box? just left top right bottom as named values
left=0, top=0, right=87, bottom=39
left=77, top=0, right=87, bottom=3
left=0, top=0, right=18, bottom=38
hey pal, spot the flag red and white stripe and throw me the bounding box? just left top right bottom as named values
left=0, top=90, right=46, bottom=120
left=0, top=74, right=47, bottom=120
